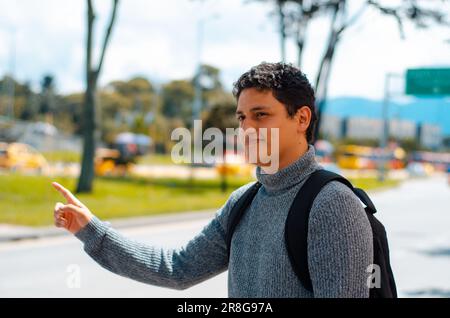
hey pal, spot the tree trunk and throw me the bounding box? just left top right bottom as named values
left=277, top=0, right=287, bottom=62
left=313, top=3, right=341, bottom=143
left=313, top=0, right=369, bottom=143
left=77, top=74, right=97, bottom=193
left=296, top=5, right=308, bottom=69
left=77, top=0, right=96, bottom=193
left=313, top=35, right=340, bottom=143
left=76, top=0, right=119, bottom=193
left=296, top=26, right=306, bottom=69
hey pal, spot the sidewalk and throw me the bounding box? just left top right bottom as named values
left=0, top=209, right=216, bottom=243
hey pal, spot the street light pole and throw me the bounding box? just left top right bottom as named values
left=7, top=29, right=16, bottom=120
left=378, top=72, right=402, bottom=182
left=190, top=13, right=219, bottom=171
left=192, top=18, right=204, bottom=166
left=378, top=73, right=391, bottom=182
left=192, top=19, right=203, bottom=123
left=0, top=25, right=16, bottom=120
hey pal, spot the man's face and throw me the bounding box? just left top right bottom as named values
left=236, top=88, right=305, bottom=170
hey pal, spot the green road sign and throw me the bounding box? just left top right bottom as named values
left=406, top=68, right=450, bottom=96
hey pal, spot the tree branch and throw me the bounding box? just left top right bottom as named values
left=336, top=0, right=369, bottom=36
left=96, top=0, right=119, bottom=75
left=86, top=0, right=95, bottom=79
left=367, top=0, right=450, bottom=39
left=314, top=1, right=339, bottom=92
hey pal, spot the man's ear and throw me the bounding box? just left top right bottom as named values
left=296, top=106, right=312, bottom=135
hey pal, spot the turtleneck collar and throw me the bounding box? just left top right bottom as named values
left=256, top=144, right=320, bottom=194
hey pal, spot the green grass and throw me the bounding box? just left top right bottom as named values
left=42, top=151, right=81, bottom=163
left=0, top=173, right=400, bottom=227
left=348, top=177, right=400, bottom=192
left=0, top=174, right=252, bottom=227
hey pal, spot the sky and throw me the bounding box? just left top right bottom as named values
left=0, top=0, right=449, bottom=100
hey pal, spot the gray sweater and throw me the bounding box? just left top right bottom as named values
left=75, top=145, right=373, bottom=298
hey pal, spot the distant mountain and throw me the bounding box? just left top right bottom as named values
left=324, top=97, right=450, bottom=136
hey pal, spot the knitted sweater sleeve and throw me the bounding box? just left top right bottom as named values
left=307, top=181, right=374, bottom=298
left=74, top=182, right=254, bottom=290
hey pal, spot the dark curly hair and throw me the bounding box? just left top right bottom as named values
left=232, top=62, right=317, bottom=143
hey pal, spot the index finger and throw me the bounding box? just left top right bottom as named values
left=52, top=182, right=80, bottom=205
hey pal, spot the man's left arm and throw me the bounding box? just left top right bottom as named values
left=307, top=181, right=374, bottom=298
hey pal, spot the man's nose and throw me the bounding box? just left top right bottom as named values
left=240, top=119, right=257, bottom=132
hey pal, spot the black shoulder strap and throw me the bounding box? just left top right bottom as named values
left=226, top=182, right=262, bottom=258
left=225, top=169, right=377, bottom=293
left=285, top=169, right=376, bottom=293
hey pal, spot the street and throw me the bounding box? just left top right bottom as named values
left=0, top=218, right=227, bottom=298
left=372, top=175, right=450, bottom=297
left=0, top=175, right=449, bottom=298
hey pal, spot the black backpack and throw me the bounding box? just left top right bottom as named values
left=225, top=169, right=397, bottom=298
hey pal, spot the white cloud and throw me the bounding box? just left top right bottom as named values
left=0, top=0, right=448, bottom=99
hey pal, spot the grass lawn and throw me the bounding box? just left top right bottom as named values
left=0, top=173, right=400, bottom=227
left=348, top=177, right=400, bottom=193
left=42, top=151, right=81, bottom=163
left=42, top=151, right=176, bottom=166
left=0, top=174, right=252, bottom=227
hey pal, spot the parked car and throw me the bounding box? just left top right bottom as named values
left=0, top=142, right=48, bottom=173
left=215, top=151, right=253, bottom=177
left=94, top=147, right=134, bottom=177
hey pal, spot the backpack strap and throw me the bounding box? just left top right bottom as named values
left=226, top=181, right=262, bottom=258
left=225, top=169, right=378, bottom=294
left=285, top=169, right=375, bottom=293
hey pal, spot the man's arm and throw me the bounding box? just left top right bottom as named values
left=74, top=213, right=227, bottom=290
left=55, top=181, right=255, bottom=290
left=307, top=181, right=374, bottom=298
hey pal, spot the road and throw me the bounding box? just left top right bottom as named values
left=371, top=175, right=450, bottom=297
left=0, top=175, right=449, bottom=298
left=0, top=218, right=227, bottom=298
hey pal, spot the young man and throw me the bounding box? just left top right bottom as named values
left=53, top=62, right=373, bottom=298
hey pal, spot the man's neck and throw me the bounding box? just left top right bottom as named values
left=261, top=141, right=309, bottom=174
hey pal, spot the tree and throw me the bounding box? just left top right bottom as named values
left=194, top=64, right=226, bottom=111
left=77, top=0, right=119, bottom=193
left=61, top=93, right=85, bottom=135
left=277, top=0, right=288, bottom=62
left=19, top=81, right=37, bottom=121
left=0, top=76, right=38, bottom=120
left=203, top=98, right=239, bottom=192
left=108, top=76, right=154, bottom=97
left=39, top=74, right=56, bottom=115
left=161, top=64, right=228, bottom=129
left=102, top=76, right=155, bottom=140
left=203, top=99, right=238, bottom=133
left=260, top=0, right=450, bottom=143
left=161, top=79, right=195, bottom=127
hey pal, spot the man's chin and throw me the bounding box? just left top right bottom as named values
left=244, top=157, right=280, bottom=173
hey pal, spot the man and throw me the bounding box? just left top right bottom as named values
left=53, top=62, right=373, bottom=298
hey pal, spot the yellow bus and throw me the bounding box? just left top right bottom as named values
left=336, top=144, right=405, bottom=170
left=336, top=145, right=377, bottom=170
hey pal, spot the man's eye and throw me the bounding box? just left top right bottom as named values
left=236, top=115, right=244, bottom=121
left=256, top=113, right=267, bottom=118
